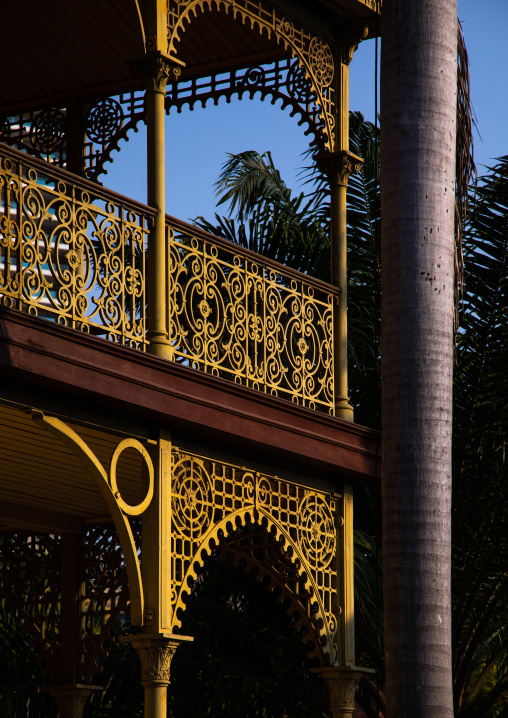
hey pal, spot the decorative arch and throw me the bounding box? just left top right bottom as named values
left=31, top=412, right=152, bottom=626
left=217, top=519, right=325, bottom=664
left=170, top=449, right=340, bottom=664
left=167, top=0, right=338, bottom=151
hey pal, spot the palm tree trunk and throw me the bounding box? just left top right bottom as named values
left=380, top=1, right=457, bottom=715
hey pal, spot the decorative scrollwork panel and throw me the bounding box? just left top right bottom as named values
left=170, top=448, right=341, bottom=664
left=167, top=222, right=335, bottom=413
left=0, top=146, right=151, bottom=349
left=165, top=58, right=328, bottom=151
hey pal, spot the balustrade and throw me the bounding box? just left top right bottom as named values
left=166, top=217, right=336, bottom=413
left=0, top=144, right=152, bottom=349
left=0, top=144, right=336, bottom=414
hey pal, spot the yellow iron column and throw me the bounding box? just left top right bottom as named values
left=337, top=482, right=355, bottom=667
left=123, top=429, right=192, bottom=718
left=316, top=35, right=364, bottom=421
left=313, top=484, right=372, bottom=717
left=142, top=54, right=181, bottom=359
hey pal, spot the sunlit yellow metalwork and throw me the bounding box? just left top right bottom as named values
left=167, top=0, right=338, bottom=151
left=0, top=145, right=150, bottom=348
left=167, top=221, right=336, bottom=413
left=31, top=412, right=147, bottom=626
left=110, top=438, right=155, bottom=516
left=170, top=447, right=342, bottom=664
left=1, top=144, right=337, bottom=413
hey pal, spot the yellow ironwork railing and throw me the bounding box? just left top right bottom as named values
left=0, top=143, right=337, bottom=413
left=167, top=217, right=337, bottom=413
left=0, top=143, right=153, bottom=349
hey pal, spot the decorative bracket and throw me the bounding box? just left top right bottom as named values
left=342, top=25, right=370, bottom=65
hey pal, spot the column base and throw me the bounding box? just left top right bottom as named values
left=146, top=334, right=174, bottom=361
left=335, top=396, right=355, bottom=422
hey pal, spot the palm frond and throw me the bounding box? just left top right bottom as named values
left=452, top=157, right=508, bottom=716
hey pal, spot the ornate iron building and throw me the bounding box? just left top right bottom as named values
left=0, top=1, right=380, bottom=717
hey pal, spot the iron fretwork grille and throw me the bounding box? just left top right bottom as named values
left=171, top=448, right=340, bottom=664
left=0, top=55, right=330, bottom=183
left=165, top=57, right=327, bottom=151
left=167, top=220, right=336, bottom=413
left=78, top=524, right=134, bottom=684
left=0, top=145, right=150, bottom=348
left=0, top=526, right=132, bottom=685
left=0, top=533, right=61, bottom=681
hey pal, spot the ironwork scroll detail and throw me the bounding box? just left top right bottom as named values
left=0, top=51, right=332, bottom=179
left=0, top=93, right=145, bottom=182
left=0, top=148, right=150, bottom=348
left=171, top=448, right=340, bottom=664
left=167, top=0, right=338, bottom=150
left=167, top=221, right=335, bottom=413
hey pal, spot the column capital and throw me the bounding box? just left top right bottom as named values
left=121, top=632, right=193, bottom=686
left=131, top=52, right=184, bottom=92
left=312, top=666, right=373, bottom=718
left=314, top=150, right=363, bottom=188
left=42, top=684, right=102, bottom=718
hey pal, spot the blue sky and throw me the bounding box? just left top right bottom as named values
left=105, top=0, right=507, bottom=223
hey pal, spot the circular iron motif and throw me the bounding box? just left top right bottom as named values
left=298, top=494, right=335, bottom=569
left=30, top=109, right=66, bottom=153
left=172, top=459, right=213, bottom=539
left=309, top=38, right=334, bottom=88
left=86, top=98, right=123, bottom=144
left=287, top=64, right=312, bottom=105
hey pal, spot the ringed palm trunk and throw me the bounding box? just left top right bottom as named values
left=380, top=1, right=457, bottom=715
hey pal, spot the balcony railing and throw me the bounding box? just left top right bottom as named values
left=166, top=218, right=336, bottom=413
left=0, top=143, right=337, bottom=414
left=0, top=143, right=153, bottom=349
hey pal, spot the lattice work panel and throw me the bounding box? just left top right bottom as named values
left=78, top=524, right=136, bottom=683
left=170, top=448, right=340, bottom=663
left=0, top=533, right=61, bottom=680
left=0, top=146, right=149, bottom=348
left=167, top=0, right=338, bottom=151
left=0, top=108, right=67, bottom=167
left=167, top=224, right=335, bottom=413
left=82, top=93, right=145, bottom=181
left=0, top=527, right=137, bottom=684
left=0, top=94, right=144, bottom=183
